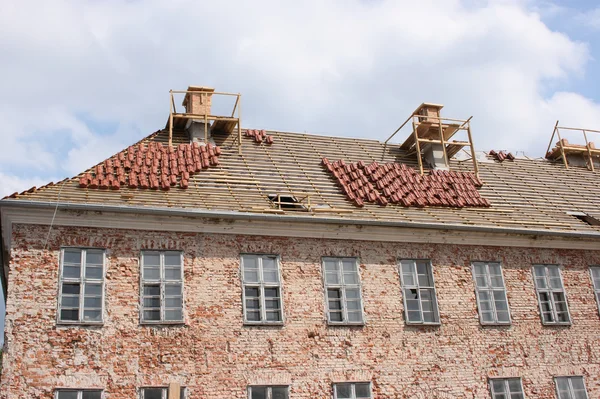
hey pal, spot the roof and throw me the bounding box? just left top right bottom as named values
left=3, top=127, right=600, bottom=235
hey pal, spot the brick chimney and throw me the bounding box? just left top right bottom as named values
left=182, top=86, right=214, bottom=115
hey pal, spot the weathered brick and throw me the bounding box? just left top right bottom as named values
left=1, top=223, right=599, bottom=398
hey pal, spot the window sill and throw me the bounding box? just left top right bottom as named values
left=56, top=321, right=104, bottom=326
left=541, top=322, right=572, bottom=326
left=327, top=322, right=365, bottom=327
left=243, top=321, right=285, bottom=327
left=405, top=322, right=441, bottom=326
left=480, top=322, right=512, bottom=326
left=140, top=321, right=186, bottom=326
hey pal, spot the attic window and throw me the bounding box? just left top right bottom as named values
left=567, top=211, right=600, bottom=226
left=268, top=194, right=306, bottom=211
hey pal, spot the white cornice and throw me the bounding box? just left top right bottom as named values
left=1, top=206, right=599, bottom=252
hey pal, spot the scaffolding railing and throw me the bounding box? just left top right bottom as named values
left=383, top=106, right=478, bottom=176
left=166, top=89, right=242, bottom=154
left=545, top=121, right=600, bottom=171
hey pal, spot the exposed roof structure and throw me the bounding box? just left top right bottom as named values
left=3, top=126, right=600, bottom=234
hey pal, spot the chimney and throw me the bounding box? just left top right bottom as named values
left=182, top=86, right=215, bottom=145
left=416, top=104, right=448, bottom=170
left=182, top=86, right=214, bottom=115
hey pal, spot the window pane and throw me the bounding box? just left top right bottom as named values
left=265, top=298, right=280, bottom=310
left=85, top=283, right=102, bottom=296
left=165, top=309, right=183, bottom=321
left=571, top=377, right=585, bottom=390
left=143, top=297, right=160, bottom=308
left=143, top=310, right=160, bottom=321
left=246, top=311, right=261, bottom=321
left=326, top=271, right=340, bottom=284
left=165, top=284, right=182, bottom=296
left=164, top=252, right=181, bottom=266
left=355, top=383, right=371, bottom=398
left=83, top=310, right=102, bottom=322
left=143, top=388, right=163, bottom=399
left=263, top=269, right=279, bottom=283
left=343, top=271, right=359, bottom=285
left=57, top=392, right=79, bottom=399
left=272, top=387, right=288, bottom=399
left=144, top=267, right=161, bottom=280
left=401, top=262, right=416, bottom=286
left=264, top=287, right=279, bottom=298
left=492, top=379, right=506, bottom=393
left=165, top=267, right=181, bottom=280
left=165, top=297, right=182, bottom=308
left=63, top=265, right=81, bottom=279
left=250, top=387, right=267, bottom=399
left=263, top=257, right=277, bottom=270
left=336, top=384, right=351, bottom=399
left=85, top=251, right=103, bottom=265
left=61, top=296, right=79, bottom=308
left=324, top=259, right=339, bottom=272
left=329, top=311, right=343, bottom=322
left=84, top=265, right=102, bottom=279
left=245, top=287, right=260, bottom=298
left=347, top=311, right=363, bottom=322
left=62, top=282, right=80, bottom=295
left=60, top=309, right=79, bottom=321
left=144, top=285, right=160, bottom=296
left=266, top=310, right=282, bottom=322
left=63, top=250, right=82, bottom=264
left=84, top=297, right=102, bottom=308
left=417, top=261, right=432, bottom=286
left=244, top=267, right=260, bottom=283
left=143, top=253, right=160, bottom=266
left=82, top=391, right=102, bottom=399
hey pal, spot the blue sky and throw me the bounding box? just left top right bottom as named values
left=1, top=0, right=600, bottom=338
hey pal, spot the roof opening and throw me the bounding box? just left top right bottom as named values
left=268, top=194, right=307, bottom=211
left=567, top=211, right=600, bottom=226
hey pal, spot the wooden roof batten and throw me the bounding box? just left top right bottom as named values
left=383, top=103, right=479, bottom=176
left=166, top=86, right=242, bottom=154
left=545, top=120, right=600, bottom=171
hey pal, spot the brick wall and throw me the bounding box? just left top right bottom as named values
left=1, top=223, right=600, bottom=398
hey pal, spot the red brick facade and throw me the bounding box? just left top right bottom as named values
left=2, top=223, right=600, bottom=398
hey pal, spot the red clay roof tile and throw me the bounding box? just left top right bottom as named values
left=322, top=158, right=489, bottom=208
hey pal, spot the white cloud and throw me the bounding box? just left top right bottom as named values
left=0, top=0, right=598, bottom=196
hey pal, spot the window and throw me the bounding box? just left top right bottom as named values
left=247, top=386, right=289, bottom=399
left=55, top=390, right=102, bottom=399
left=567, top=211, right=600, bottom=226
left=140, top=251, right=183, bottom=323
left=323, top=257, right=364, bottom=324
left=267, top=194, right=306, bottom=210
left=590, top=267, right=600, bottom=315
left=532, top=265, right=570, bottom=325
left=333, top=383, right=372, bottom=399
left=472, top=262, right=511, bottom=324
left=555, top=376, right=589, bottom=399
left=399, top=259, right=440, bottom=324
left=489, top=378, right=524, bottom=399
left=58, top=248, right=104, bottom=324
left=140, top=387, right=185, bottom=399
left=241, top=254, right=283, bottom=323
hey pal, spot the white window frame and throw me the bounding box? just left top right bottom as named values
left=57, top=248, right=105, bottom=325
left=472, top=261, right=511, bottom=325
left=590, top=266, right=600, bottom=317
left=322, top=257, right=365, bottom=325
left=532, top=265, right=571, bottom=325
left=247, top=385, right=289, bottom=399
left=554, top=376, right=589, bottom=399
left=488, top=378, right=525, bottom=399
left=333, top=382, right=372, bottom=399
left=240, top=254, right=284, bottom=325
left=399, top=259, right=440, bottom=325
left=55, top=389, right=103, bottom=399
left=140, top=251, right=184, bottom=325
left=139, top=387, right=186, bottom=399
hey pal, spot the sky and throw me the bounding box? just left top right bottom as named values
left=0, top=0, right=598, bottom=343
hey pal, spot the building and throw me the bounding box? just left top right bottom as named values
left=0, top=87, right=599, bottom=398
